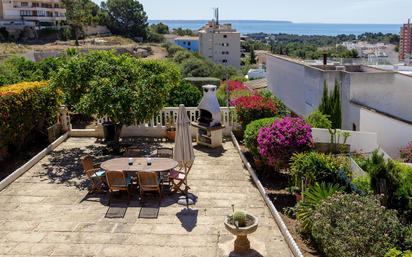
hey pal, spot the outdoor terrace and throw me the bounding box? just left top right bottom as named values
left=0, top=137, right=292, bottom=257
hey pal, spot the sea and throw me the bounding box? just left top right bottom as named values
left=149, top=20, right=401, bottom=36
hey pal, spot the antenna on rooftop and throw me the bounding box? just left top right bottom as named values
left=214, top=8, right=219, bottom=25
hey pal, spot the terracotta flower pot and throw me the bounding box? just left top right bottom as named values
left=253, top=157, right=263, bottom=170
left=224, top=214, right=259, bottom=254
left=295, top=192, right=303, bottom=202
left=166, top=129, right=175, bottom=141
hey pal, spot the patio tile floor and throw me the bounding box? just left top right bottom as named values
left=0, top=137, right=292, bottom=257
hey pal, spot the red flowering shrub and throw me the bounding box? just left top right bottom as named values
left=232, top=94, right=277, bottom=129
left=257, top=117, right=314, bottom=166
left=227, top=80, right=249, bottom=92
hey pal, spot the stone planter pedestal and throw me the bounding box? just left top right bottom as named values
left=224, top=214, right=259, bottom=254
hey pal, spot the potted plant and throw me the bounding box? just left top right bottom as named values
left=166, top=118, right=176, bottom=141
left=289, top=186, right=303, bottom=202
left=224, top=207, right=259, bottom=254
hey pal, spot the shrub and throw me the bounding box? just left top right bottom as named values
left=244, top=117, right=277, bottom=157
left=385, top=248, right=412, bottom=257
left=290, top=152, right=350, bottom=187
left=311, top=193, right=402, bottom=257
left=232, top=95, right=277, bottom=130
left=166, top=81, right=202, bottom=107
left=258, top=117, right=314, bottom=167
left=361, top=151, right=412, bottom=213
left=306, top=110, right=332, bottom=129
left=352, top=175, right=373, bottom=194
left=296, top=182, right=343, bottom=232
left=173, top=50, right=193, bottom=64
left=400, top=141, right=412, bottom=163
left=181, top=57, right=212, bottom=78
left=0, top=81, right=61, bottom=151
left=184, top=77, right=220, bottom=89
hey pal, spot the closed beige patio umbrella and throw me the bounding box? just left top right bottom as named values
left=173, top=104, right=195, bottom=206
left=173, top=104, right=195, bottom=167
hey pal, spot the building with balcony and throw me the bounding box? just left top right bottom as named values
left=0, top=0, right=66, bottom=26
left=400, top=19, right=412, bottom=62
left=199, top=20, right=241, bottom=68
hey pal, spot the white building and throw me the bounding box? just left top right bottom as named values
left=199, top=20, right=241, bottom=68
left=266, top=54, right=412, bottom=158
left=0, top=0, right=66, bottom=26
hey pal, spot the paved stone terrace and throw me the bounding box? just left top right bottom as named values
left=0, top=137, right=292, bottom=257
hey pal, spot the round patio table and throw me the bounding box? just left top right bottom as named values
left=101, top=157, right=178, bottom=173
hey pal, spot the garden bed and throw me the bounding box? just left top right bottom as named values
left=239, top=144, right=320, bottom=257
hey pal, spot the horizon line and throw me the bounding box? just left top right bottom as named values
left=148, top=19, right=403, bottom=25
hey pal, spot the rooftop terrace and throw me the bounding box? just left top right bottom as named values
left=0, top=137, right=292, bottom=257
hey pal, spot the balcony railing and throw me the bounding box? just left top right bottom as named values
left=93, top=107, right=237, bottom=137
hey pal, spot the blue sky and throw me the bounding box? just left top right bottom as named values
left=94, top=0, right=411, bottom=24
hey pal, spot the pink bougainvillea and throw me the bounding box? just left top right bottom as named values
left=232, top=95, right=277, bottom=129
left=257, top=117, right=314, bottom=166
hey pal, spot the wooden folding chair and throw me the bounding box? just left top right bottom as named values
left=124, top=146, right=143, bottom=157
left=155, top=147, right=174, bottom=186
left=156, top=147, right=173, bottom=158
left=169, top=160, right=193, bottom=194
left=81, top=155, right=106, bottom=193
left=137, top=171, right=162, bottom=199
left=106, top=170, right=132, bottom=205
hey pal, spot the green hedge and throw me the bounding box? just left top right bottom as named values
left=244, top=117, right=277, bottom=157
left=184, top=77, right=221, bottom=89
left=0, top=81, right=61, bottom=152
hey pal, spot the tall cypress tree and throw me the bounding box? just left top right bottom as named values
left=319, top=81, right=329, bottom=115
left=331, top=80, right=342, bottom=129
left=250, top=46, right=257, bottom=64
left=318, top=80, right=342, bottom=129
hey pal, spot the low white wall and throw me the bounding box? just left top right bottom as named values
left=359, top=108, right=412, bottom=158
left=312, top=128, right=378, bottom=153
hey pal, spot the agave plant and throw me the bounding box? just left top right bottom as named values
left=296, top=182, right=343, bottom=232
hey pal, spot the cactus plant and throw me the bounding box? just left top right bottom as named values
left=233, top=211, right=247, bottom=227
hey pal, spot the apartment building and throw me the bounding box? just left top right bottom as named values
left=266, top=54, right=412, bottom=157
left=199, top=20, right=241, bottom=68
left=0, top=0, right=66, bottom=25
left=400, top=19, right=412, bottom=61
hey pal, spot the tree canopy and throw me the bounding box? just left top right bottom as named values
left=103, top=0, right=148, bottom=39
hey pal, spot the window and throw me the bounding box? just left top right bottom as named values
left=221, top=43, right=229, bottom=47
left=21, top=2, right=28, bottom=6
left=352, top=123, right=357, bottom=131
left=32, top=2, right=39, bottom=7
left=20, top=10, right=31, bottom=16
left=223, top=35, right=227, bottom=38
left=187, top=41, right=191, bottom=46
left=222, top=59, right=228, bottom=63
left=46, top=11, right=53, bottom=17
